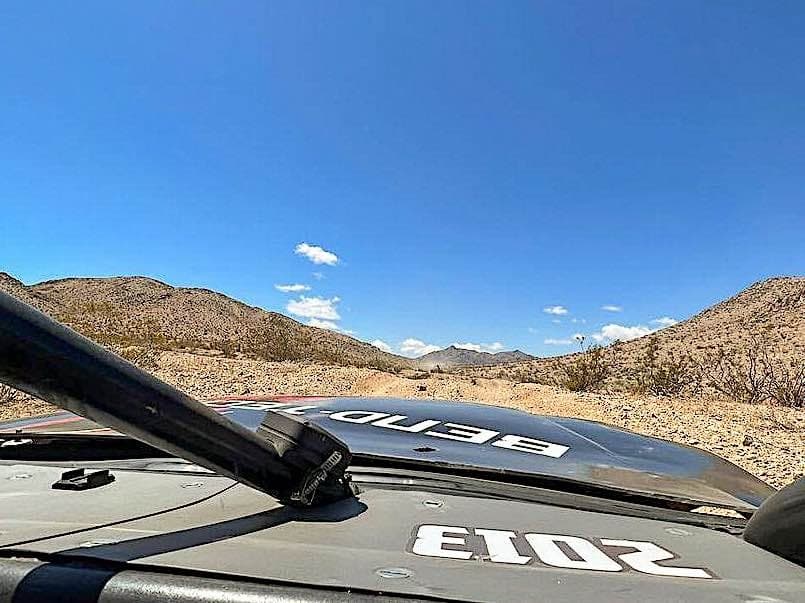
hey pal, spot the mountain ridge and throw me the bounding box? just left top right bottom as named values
left=416, top=345, right=534, bottom=369
left=2, top=273, right=803, bottom=375
left=0, top=272, right=414, bottom=370
left=461, top=275, right=805, bottom=382
left=0, top=272, right=538, bottom=369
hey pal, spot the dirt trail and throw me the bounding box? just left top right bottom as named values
left=155, top=353, right=805, bottom=489
left=3, top=350, right=803, bottom=490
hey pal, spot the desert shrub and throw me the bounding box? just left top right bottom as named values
left=635, top=336, right=695, bottom=396
left=699, top=344, right=769, bottom=404
left=251, top=328, right=306, bottom=362
left=367, top=357, right=401, bottom=374
left=117, top=347, right=160, bottom=372
left=608, top=377, right=637, bottom=393
left=0, top=384, right=24, bottom=405
left=514, top=366, right=553, bottom=385
left=763, top=358, right=805, bottom=408
left=698, top=336, right=804, bottom=407
left=217, top=339, right=238, bottom=356
left=555, top=339, right=611, bottom=392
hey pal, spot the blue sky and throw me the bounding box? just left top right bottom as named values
left=2, top=1, right=803, bottom=357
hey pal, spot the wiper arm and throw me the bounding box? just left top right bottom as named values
left=0, top=291, right=353, bottom=506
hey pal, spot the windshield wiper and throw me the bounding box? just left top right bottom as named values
left=0, top=291, right=354, bottom=507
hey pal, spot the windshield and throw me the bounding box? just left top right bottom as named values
left=0, top=2, right=803, bottom=507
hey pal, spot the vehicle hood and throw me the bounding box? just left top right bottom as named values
left=0, top=396, right=773, bottom=511
left=2, top=475, right=803, bottom=603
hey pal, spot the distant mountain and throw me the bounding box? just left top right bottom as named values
left=416, top=345, right=534, bottom=370
left=0, top=272, right=414, bottom=371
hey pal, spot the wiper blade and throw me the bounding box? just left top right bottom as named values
left=0, top=291, right=353, bottom=506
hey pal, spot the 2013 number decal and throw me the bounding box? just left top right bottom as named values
left=411, top=524, right=713, bottom=579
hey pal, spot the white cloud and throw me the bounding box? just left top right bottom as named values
left=274, top=283, right=311, bottom=293
left=400, top=338, right=441, bottom=357
left=452, top=341, right=505, bottom=354
left=312, top=272, right=325, bottom=280
left=601, top=305, right=623, bottom=312
left=587, top=314, right=679, bottom=344
left=286, top=295, right=341, bottom=320
left=528, top=327, right=538, bottom=334
left=544, top=338, right=574, bottom=345
left=570, top=317, right=586, bottom=324
left=307, top=318, right=340, bottom=330
left=591, top=323, right=653, bottom=343
left=543, top=305, right=568, bottom=315
left=551, top=319, right=562, bottom=324
left=370, top=339, right=393, bottom=353
left=295, top=242, right=339, bottom=266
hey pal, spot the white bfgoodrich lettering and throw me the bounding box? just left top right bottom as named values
left=328, top=411, right=390, bottom=424
left=280, top=405, right=319, bottom=415
left=372, top=415, right=441, bottom=433
left=599, top=539, right=712, bottom=579
left=223, top=401, right=571, bottom=458
left=410, top=525, right=714, bottom=579
left=426, top=423, right=499, bottom=444
left=491, top=434, right=570, bottom=458
left=225, top=401, right=288, bottom=411
left=412, top=525, right=472, bottom=560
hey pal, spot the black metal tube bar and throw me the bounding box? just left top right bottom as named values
left=0, top=291, right=295, bottom=499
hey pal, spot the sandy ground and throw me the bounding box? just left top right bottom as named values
left=3, top=350, right=803, bottom=490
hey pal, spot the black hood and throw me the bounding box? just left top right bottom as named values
left=0, top=396, right=773, bottom=511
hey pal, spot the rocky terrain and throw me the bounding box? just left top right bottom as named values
left=146, top=352, right=805, bottom=490
left=2, top=350, right=801, bottom=490
left=0, top=272, right=802, bottom=491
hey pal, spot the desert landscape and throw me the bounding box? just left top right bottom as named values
left=0, top=271, right=803, bottom=490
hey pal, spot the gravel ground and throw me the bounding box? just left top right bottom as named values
left=3, top=350, right=802, bottom=490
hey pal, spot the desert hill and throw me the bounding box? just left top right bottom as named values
left=2, top=273, right=803, bottom=383
left=620, top=276, right=804, bottom=359
left=462, top=276, right=805, bottom=385
left=0, top=273, right=61, bottom=316
left=0, top=273, right=414, bottom=371
left=416, top=346, right=534, bottom=370
left=0, top=272, right=536, bottom=371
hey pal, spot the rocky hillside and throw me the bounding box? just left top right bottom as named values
left=0, top=273, right=414, bottom=371
left=416, top=346, right=534, bottom=370
left=622, top=276, right=804, bottom=360
left=0, top=273, right=60, bottom=315
left=463, top=276, right=805, bottom=385
left=3, top=272, right=802, bottom=382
